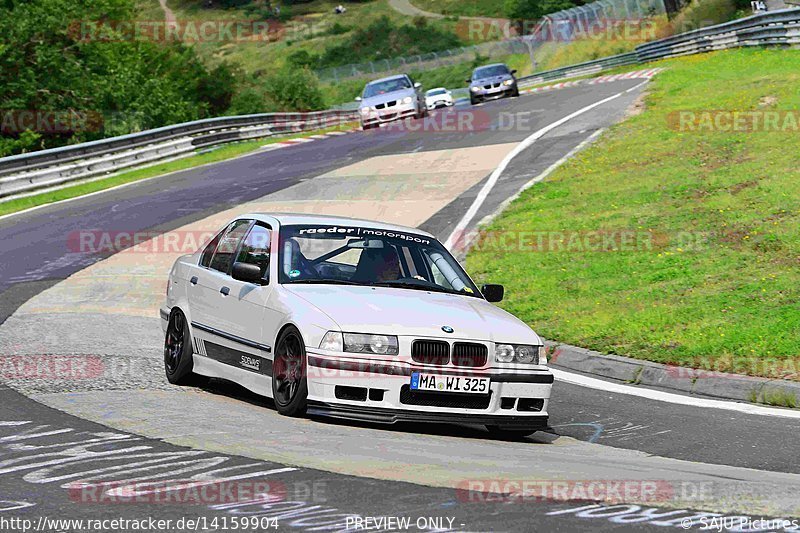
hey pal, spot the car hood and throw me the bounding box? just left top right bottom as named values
left=361, top=88, right=416, bottom=107
left=471, top=75, right=513, bottom=87
left=283, top=284, right=540, bottom=344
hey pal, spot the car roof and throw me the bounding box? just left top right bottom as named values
left=239, top=213, right=435, bottom=238
left=365, top=74, right=410, bottom=85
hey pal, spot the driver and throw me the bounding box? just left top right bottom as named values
left=354, top=245, right=400, bottom=283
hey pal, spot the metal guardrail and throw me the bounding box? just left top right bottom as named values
left=518, top=51, right=639, bottom=85
left=635, top=7, right=800, bottom=61
left=0, top=110, right=357, bottom=199
left=514, top=8, right=800, bottom=87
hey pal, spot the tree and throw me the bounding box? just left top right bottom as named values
left=504, top=0, right=543, bottom=21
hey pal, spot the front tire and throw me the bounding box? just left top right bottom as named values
left=164, top=309, right=198, bottom=385
left=485, top=425, right=535, bottom=440
left=272, top=326, right=308, bottom=417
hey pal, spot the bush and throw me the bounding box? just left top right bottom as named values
left=287, top=49, right=320, bottom=69
left=318, top=15, right=462, bottom=68
left=670, top=0, right=738, bottom=34
left=0, top=0, right=238, bottom=154
left=264, top=67, right=325, bottom=111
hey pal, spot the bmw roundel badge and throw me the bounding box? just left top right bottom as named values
left=441, top=326, right=454, bottom=333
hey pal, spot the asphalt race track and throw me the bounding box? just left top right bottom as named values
left=1, top=77, right=799, bottom=531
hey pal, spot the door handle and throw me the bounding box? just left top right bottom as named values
left=220, top=286, right=230, bottom=296
left=190, top=276, right=198, bottom=285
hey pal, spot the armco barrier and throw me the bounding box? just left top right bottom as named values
left=0, top=110, right=356, bottom=198
left=517, top=8, right=800, bottom=86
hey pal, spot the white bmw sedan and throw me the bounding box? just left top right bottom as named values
left=161, top=214, right=553, bottom=437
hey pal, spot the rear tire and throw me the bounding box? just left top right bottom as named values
left=164, top=309, right=203, bottom=386
left=485, top=425, right=535, bottom=439
left=272, top=326, right=308, bottom=417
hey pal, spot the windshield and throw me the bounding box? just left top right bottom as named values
left=426, top=89, right=447, bottom=96
left=363, top=77, right=412, bottom=98
left=278, top=224, right=482, bottom=298
left=473, top=65, right=509, bottom=79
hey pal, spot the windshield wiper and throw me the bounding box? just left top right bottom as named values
left=286, top=279, right=366, bottom=286
left=371, top=280, right=458, bottom=295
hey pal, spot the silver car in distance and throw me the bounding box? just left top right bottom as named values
left=161, top=214, right=553, bottom=438
left=356, top=74, right=427, bottom=130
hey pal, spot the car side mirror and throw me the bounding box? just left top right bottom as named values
left=355, top=96, right=362, bottom=102
left=414, top=82, right=421, bottom=88
left=232, top=262, right=265, bottom=284
left=465, top=78, right=471, bottom=84
left=482, top=284, right=504, bottom=303
left=511, top=69, right=517, bottom=75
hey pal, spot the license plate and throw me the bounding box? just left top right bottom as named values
left=487, top=87, right=502, bottom=93
left=410, top=373, right=490, bottom=394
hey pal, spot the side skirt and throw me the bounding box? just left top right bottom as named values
left=193, top=355, right=273, bottom=399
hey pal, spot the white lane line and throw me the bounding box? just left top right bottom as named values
left=552, top=368, right=800, bottom=419
left=444, top=79, right=649, bottom=250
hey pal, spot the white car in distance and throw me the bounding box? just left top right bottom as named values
left=424, top=87, right=454, bottom=110
left=161, top=214, right=553, bottom=438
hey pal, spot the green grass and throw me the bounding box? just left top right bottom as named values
left=410, top=0, right=506, bottom=18
left=466, top=48, right=800, bottom=380
left=0, top=123, right=356, bottom=217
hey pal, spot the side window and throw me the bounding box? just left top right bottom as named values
left=209, top=220, right=251, bottom=274
left=236, top=224, right=272, bottom=281
left=200, top=229, right=224, bottom=267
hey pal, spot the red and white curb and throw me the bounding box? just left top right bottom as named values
left=587, top=68, right=664, bottom=84
left=262, top=128, right=358, bottom=150
left=522, top=80, right=582, bottom=94
left=521, top=68, right=664, bottom=95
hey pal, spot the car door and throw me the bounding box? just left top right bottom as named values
left=188, top=219, right=273, bottom=378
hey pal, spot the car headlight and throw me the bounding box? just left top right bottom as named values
left=470, top=86, right=480, bottom=92
left=495, top=344, right=544, bottom=364
left=402, top=96, right=413, bottom=104
left=319, top=331, right=399, bottom=355
left=503, top=79, right=514, bottom=86
left=360, top=107, right=371, bottom=115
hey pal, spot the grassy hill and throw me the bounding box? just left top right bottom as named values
left=466, top=48, right=800, bottom=384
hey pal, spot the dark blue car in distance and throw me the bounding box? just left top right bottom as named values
left=468, top=63, right=520, bottom=105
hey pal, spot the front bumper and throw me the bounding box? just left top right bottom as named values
left=471, top=85, right=516, bottom=101
left=305, top=352, right=552, bottom=430
left=361, top=102, right=417, bottom=127
left=426, top=99, right=453, bottom=110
